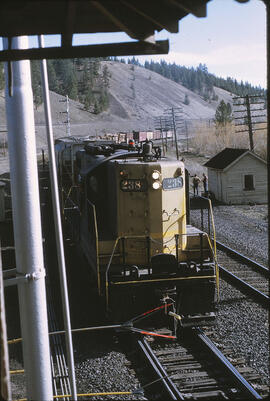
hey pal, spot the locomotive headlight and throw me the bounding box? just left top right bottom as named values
left=152, top=170, right=160, bottom=180
left=152, top=181, right=161, bottom=190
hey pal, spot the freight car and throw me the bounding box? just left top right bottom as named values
left=55, top=136, right=217, bottom=328
left=108, top=130, right=173, bottom=145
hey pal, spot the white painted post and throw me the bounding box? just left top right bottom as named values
left=3, top=36, right=53, bottom=400
left=38, top=35, right=77, bottom=401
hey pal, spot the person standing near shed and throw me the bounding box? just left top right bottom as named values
left=202, top=173, right=208, bottom=194
left=192, top=174, right=201, bottom=196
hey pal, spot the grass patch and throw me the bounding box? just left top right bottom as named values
left=188, top=121, right=266, bottom=160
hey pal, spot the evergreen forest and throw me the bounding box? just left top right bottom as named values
left=30, top=58, right=110, bottom=112
left=123, top=57, right=266, bottom=103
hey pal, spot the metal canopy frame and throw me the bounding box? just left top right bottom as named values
left=0, top=0, right=211, bottom=61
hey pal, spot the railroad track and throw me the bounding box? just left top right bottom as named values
left=215, top=240, right=269, bottom=307
left=135, top=328, right=267, bottom=400
left=40, top=171, right=72, bottom=400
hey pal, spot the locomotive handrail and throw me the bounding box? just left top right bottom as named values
left=105, top=235, right=147, bottom=310
left=206, top=234, right=219, bottom=302
left=87, top=200, right=100, bottom=295
left=63, top=185, right=78, bottom=210
left=189, top=193, right=219, bottom=300
left=105, top=232, right=217, bottom=311
left=207, top=198, right=219, bottom=301
left=61, top=185, right=79, bottom=215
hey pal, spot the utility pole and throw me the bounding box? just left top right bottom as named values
left=0, top=130, right=8, bottom=156
left=185, top=120, right=189, bottom=152
left=164, top=107, right=184, bottom=160
left=172, top=108, right=179, bottom=160
left=245, top=95, right=254, bottom=151
left=154, top=115, right=173, bottom=152
left=233, top=94, right=266, bottom=152
left=59, top=95, right=71, bottom=136
left=154, top=116, right=166, bottom=155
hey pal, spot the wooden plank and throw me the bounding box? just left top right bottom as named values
left=61, top=1, right=77, bottom=48
left=0, top=40, right=169, bottom=62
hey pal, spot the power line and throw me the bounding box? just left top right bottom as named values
left=233, top=94, right=267, bottom=151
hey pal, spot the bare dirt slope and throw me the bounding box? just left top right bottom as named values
left=105, top=61, right=232, bottom=121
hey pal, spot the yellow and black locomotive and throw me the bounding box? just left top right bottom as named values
left=55, top=136, right=217, bottom=327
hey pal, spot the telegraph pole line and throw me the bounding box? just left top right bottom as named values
left=59, top=95, right=71, bottom=136
left=233, top=94, right=266, bottom=152
left=185, top=120, right=189, bottom=152
left=159, top=116, right=165, bottom=155
left=66, top=95, right=70, bottom=136
left=164, top=107, right=184, bottom=160
left=245, top=95, right=254, bottom=151
left=154, top=116, right=168, bottom=155
left=0, top=130, right=8, bottom=156
left=171, top=107, right=179, bottom=160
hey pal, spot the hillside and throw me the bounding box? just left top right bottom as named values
left=0, top=61, right=233, bottom=154
left=104, top=61, right=232, bottom=120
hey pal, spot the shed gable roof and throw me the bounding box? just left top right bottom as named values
left=204, top=148, right=249, bottom=170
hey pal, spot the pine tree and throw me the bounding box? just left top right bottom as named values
left=99, top=90, right=109, bottom=111
left=47, top=60, right=60, bottom=93
left=184, top=94, right=190, bottom=105
left=102, top=64, right=110, bottom=88
left=31, top=60, right=43, bottom=109
left=84, top=88, right=93, bottom=111
left=215, top=100, right=233, bottom=126
left=92, top=59, right=99, bottom=77
left=93, top=100, right=100, bottom=114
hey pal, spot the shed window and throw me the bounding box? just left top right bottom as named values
left=244, top=174, right=254, bottom=190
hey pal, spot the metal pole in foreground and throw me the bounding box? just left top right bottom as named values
left=3, top=36, right=53, bottom=400
left=38, top=35, right=77, bottom=401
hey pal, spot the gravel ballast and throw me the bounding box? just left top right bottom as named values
left=71, top=202, right=269, bottom=398
left=7, top=201, right=269, bottom=399
left=190, top=203, right=269, bottom=386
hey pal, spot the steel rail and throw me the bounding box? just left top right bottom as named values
left=215, top=240, right=269, bottom=276
left=46, top=277, right=71, bottom=400
left=137, top=338, right=184, bottom=400
left=40, top=178, right=71, bottom=400
left=218, top=263, right=269, bottom=307
left=193, top=327, right=262, bottom=399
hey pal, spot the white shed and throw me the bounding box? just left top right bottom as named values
left=204, top=148, right=267, bottom=204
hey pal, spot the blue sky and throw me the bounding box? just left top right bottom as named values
left=72, top=0, right=267, bottom=88
left=3, top=0, right=266, bottom=88
left=148, top=0, right=266, bottom=88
